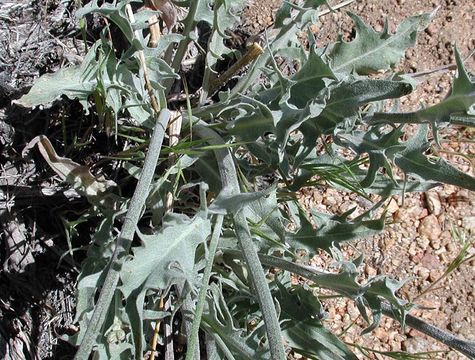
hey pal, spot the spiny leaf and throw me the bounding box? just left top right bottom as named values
left=370, top=47, right=475, bottom=125
left=119, top=212, right=211, bottom=296
left=287, top=207, right=385, bottom=254
left=117, top=212, right=211, bottom=357
left=359, top=277, right=409, bottom=334
left=202, top=282, right=270, bottom=359
left=394, top=124, right=475, bottom=191
left=209, top=185, right=276, bottom=215
left=315, top=77, right=414, bottom=134
left=275, top=281, right=358, bottom=360
left=15, top=41, right=101, bottom=109
left=328, top=11, right=434, bottom=75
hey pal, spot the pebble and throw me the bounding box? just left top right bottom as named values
left=420, top=251, right=441, bottom=269
left=462, top=216, right=475, bottom=232
left=374, top=327, right=389, bottom=343
left=414, top=265, right=430, bottom=281
left=402, top=338, right=430, bottom=353
left=408, top=242, right=418, bottom=256
left=347, top=302, right=359, bottom=318
left=418, top=214, right=442, bottom=242
left=425, top=191, right=442, bottom=215
left=425, top=24, right=437, bottom=37
left=365, top=264, right=377, bottom=277
left=447, top=295, right=457, bottom=305
left=419, top=299, right=438, bottom=310
left=430, top=237, right=442, bottom=250
left=416, top=236, right=430, bottom=251
left=418, top=208, right=429, bottom=219
left=429, top=269, right=443, bottom=283
left=312, top=191, right=323, bottom=203
left=387, top=198, right=399, bottom=214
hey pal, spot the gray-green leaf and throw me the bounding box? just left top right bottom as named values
left=328, top=11, right=434, bottom=75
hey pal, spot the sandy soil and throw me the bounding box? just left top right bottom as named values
left=242, top=0, right=475, bottom=358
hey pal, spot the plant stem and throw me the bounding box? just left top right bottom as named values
left=227, top=249, right=475, bottom=359
left=125, top=4, right=161, bottom=114
left=318, top=0, right=357, bottom=17
left=228, top=0, right=346, bottom=97
left=194, top=124, right=286, bottom=360
left=185, top=214, right=224, bottom=360
left=381, top=303, right=475, bottom=359
left=208, top=42, right=264, bottom=95
left=74, top=109, right=171, bottom=360
left=164, top=0, right=200, bottom=94
left=148, top=294, right=165, bottom=360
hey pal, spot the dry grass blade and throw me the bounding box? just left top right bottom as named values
left=413, top=226, right=474, bottom=301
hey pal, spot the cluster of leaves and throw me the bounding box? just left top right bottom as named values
left=16, top=0, right=475, bottom=359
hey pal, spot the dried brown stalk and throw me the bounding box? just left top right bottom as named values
left=209, top=42, right=264, bottom=95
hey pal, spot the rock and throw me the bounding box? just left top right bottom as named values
left=414, top=265, right=430, bottom=281
left=347, top=302, right=359, bottom=318
left=312, top=191, right=323, bottom=203
left=393, top=209, right=402, bottom=222
left=425, top=192, right=442, bottom=215
left=416, top=236, right=430, bottom=251
left=447, top=295, right=457, bottom=305
left=418, top=214, right=442, bottom=242
left=425, top=24, right=437, bottom=37
left=411, top=250, right=424, bottom=263
left=462, top=216, right=475, bottom=232
left=418, top=208, right=429, bottom=219
left=374, top=327, right=389, bottom=343
left=430, top=237, right=442, bottom=250
left=408, top=242, right=418, bottom=256
left=420, top=251, right=441, bottom=269
left=419, top=299, right=438, bottom=310
left=387, top=198, right=399, bottom=214
left=402, top=338, right=430, bottom=353
left=449, top=308, right=465, bottom=332
left=365, top=264, right=377, bottom=277
left=429, top=269, right=443, bottom=283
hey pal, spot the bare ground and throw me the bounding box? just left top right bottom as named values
left=242, top=0, right=475, bottom=358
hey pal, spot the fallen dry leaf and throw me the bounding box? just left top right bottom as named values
left=145, top=0, right=176, bottom=29
left=22, top=135, right=117, bottom=207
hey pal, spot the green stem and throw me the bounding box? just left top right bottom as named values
left=74, top=109, right=171, bottom=360
left=164, top=0, right=200, bottom=94
left=381, top=303, right=475, bottom=359
left=228, top=0, right=315, bottom=97
left=224, top=249, right=475, bottom=359
left=185, top=214, right=224, bottom=360
left=194, top=124, right=285, bottom=360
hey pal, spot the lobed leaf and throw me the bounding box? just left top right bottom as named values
left=15, top=41, right=101, bottom=109
left=394, top=124, right=475, bottom=191
left=287, top=207, right=385, bottom=255
left=370, top=47, right=475, bottom=126
left=276, top=281, right=358, bottom=360
left=328, top=11, right=434, bottom=75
